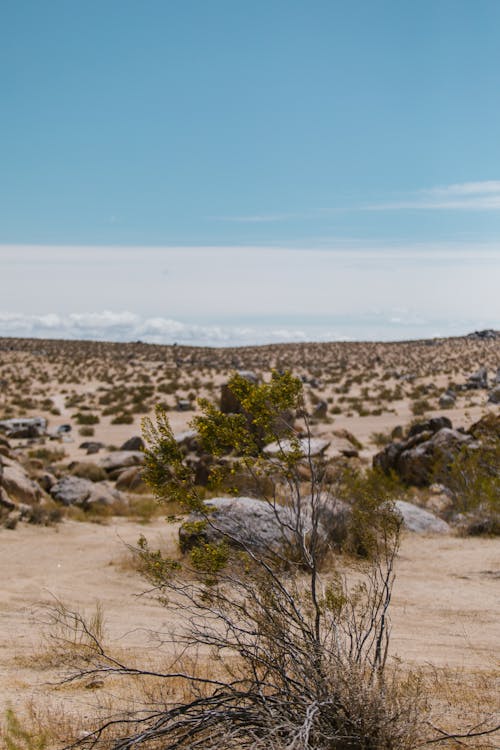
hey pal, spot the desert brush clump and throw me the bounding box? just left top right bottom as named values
left=13, top=369, right=498, bottom=750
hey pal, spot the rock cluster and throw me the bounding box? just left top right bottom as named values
left=373, top=415, right=494, bottom=487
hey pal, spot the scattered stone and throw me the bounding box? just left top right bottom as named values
left=373, top=420, right=478, bottom=487
left=439, top=392, right=456, bottom=409
left=120, top=436, right=145, bottom=452
left=465, top=366, right=488, bottom=390
left=79, top=441, right=105, bottom=454
left=0, top=456, right=42, bottom=504
left=311, top=400, right=328, bottom=420
left=407, top=416, right=452, bottom=438
left=50, top=475, right=126, bottom=507
left=394, top=500, right=450, bottom=534
left=487, top=386, right=500, bottom=404
left=176, top=399, right=193, bottom=412
left=467, top=329, right=498, bottom=340
left=97, top=451, right=144, bottom=473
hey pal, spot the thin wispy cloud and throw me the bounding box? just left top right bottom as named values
left=215, top=181, right=500, bottom=223
left=368, top=180, right=500, bottom=211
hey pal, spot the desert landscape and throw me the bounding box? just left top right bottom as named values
left=0, top=332, right=498, bottom=748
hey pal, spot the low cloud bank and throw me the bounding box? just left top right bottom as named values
left=0, top=310, right=335, bottom=346
left=0, top=310, right=495, bottom=346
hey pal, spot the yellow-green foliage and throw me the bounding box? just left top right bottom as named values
left=1, top=709, right=48, bottom=750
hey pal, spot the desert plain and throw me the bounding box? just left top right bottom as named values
left=0, top=333, right=498, bottom=747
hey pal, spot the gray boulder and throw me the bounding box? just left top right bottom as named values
left=179, top=495, right=345, bottom=554
left=120, top=436, right=145, bottom=452
left=374, top=422, right=477, bottom=487
left=1, top=456, right=42, bottom=504
left=465, top=367, right=488, bottom=389
left=439, top=392, right=456, bottom=409
left=394, top=500, right=450, bottom=534
left=98, top=450, right=144, bottom=472
left=487, top=386, right=500, bottom=404
left=50, top=475, right=126, bottom=507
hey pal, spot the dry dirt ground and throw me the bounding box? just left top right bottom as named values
left=0, top=335, right=499, bottom=742
left=0, top=519, right=499, bottom=723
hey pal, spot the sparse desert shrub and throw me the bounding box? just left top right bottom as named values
left=111, top=412, right=134, bottom=425
left=73, top=412, right=100, bottom=426
left=411, top=398, right=432, bottom=416
left=1, top=707, right=49, bottom=750
left=440, top=435, right=499, bottom=536
left=78, top=426, right=95, bottom=437
left=28, top=447, right=66, bottom=465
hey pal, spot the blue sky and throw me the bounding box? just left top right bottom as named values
left=1, top=1, right=499, bottom=343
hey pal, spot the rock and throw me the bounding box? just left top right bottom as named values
left=120, top=436, right=145, bottom=452
left=180, top=496, right=290, bottom=553
left=467, top=329, right=498, bottom=340
left=394, top=500, right=450, bottom=534
left=374, top=426, right=476, bottom=486
left=331, top=437, right=359, bottom=458
left=50, top=475, right=126, bottom=507
left=115, top=466, right=146, bottom=492
left=179, top=494, right=344, bottom=554
left=0, top=456, right=42, bottom=504
left=439, top=392, right=456, bottom=409
left=311, top=400, right=328, bottom=420
left=79, top=441, right=105, bottom=454
left=51, top=476, right=94, bottom=506
left=465, top=366, right=488, bottom=389
left=391, top=425, right=404, bottom=440
left=487, top=386, right=500, bottom=404
left=407, top=416, right=452, bottom=438
left=97, top=451, right=144, bottom=472
left=264, top=437, right=330, bottom=458
left=176, top=399, right=193, bottom=412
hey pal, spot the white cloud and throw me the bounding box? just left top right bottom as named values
left=0, top=310, right=333, bottom=346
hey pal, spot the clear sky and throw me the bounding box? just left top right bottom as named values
left=1, top=1, right=499, bottom=344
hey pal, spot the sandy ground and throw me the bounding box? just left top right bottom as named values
left=1, top=517, right=498, bottom=717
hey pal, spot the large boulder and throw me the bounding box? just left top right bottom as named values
left=179, top=495, right=346, bottom=555
left=394, top=500, right=450, bottom=534
left=465, top=367, right=488, bottom=390
left=97, top=451, right=144, bottom=473
left=50, top=475, right=126, bottom=508
left=373, top=418, right=478, bottom=486
left=0, top=456, right=42, bottom=504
